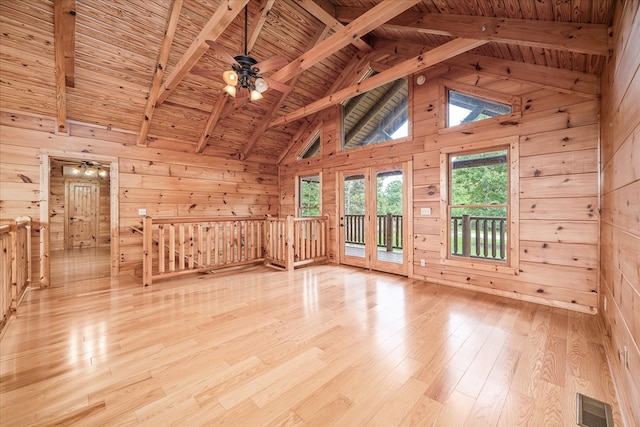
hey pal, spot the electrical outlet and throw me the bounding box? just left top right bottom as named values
left=420, top=259, right=426, bottom=267
left=138, top=208, right=147, bottom=216
left=420, top=207, right=431, bottom=215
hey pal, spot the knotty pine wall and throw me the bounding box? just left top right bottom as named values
left=598, top=0, right=640, bottom=425
left=279, top=57, right=601, bottom=315
left=0, top=117, right=278, bottom=278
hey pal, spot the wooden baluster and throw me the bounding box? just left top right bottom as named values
left=169, top=224, right=176, bottom=272
left=206, top=224, right=212, bottom=267
left=462, top=215, right=471, bottom=257
left=143, top=216, right=153, bottom=286
left=158, top=225, right=165, bottom=274
left=197, top=223, right=203, bottom=268
left=213, top=223, right=220, bottom=267
left=178, top=224, right=185, bottom=270
left=483, top=219, right=488, bottom=258
left=491, top=219, right=497, bottom=259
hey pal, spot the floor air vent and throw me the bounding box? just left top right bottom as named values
left=576, top=393, right=614, bottom=427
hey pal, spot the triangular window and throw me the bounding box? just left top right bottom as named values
left=298, top=131, right=320, bottom=159
left=447, top=90, right=512, bottom=127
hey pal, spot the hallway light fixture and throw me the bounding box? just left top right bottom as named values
left=63, top=161, right=108, bottom=178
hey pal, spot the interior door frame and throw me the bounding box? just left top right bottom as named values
left=39, top=150, right=119, bottom=287
left=338, top=160, right=412, bottom=276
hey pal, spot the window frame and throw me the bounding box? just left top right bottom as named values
left=439, top=136, right=519, bottom=274
left=297, top=127, right=322, bottom=160
left=438, top=79, right=522, bottom=135
left=296, top=173, right=322, bottom=217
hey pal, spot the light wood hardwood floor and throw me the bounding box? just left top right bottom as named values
left=1, top=252, right=623, bottom=426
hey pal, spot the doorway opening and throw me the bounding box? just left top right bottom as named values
left=40, top=152, right=119, bottom=287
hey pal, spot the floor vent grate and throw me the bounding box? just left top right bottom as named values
left=576, top=393, right=614, bottom=427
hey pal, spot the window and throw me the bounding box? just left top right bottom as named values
left=447, top=90, right=512, bottom=127
left=439, top=80, right=521, bottom=134
left=342, top=77, right=409, bottom=150
left=298, top=174, right=321, bottom=216
left=440, top=137, right=519, bottom=273
left=298, top=131, right=320, bottom=159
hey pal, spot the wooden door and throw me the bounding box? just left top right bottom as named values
left=339, top=162, right=408, bottom=275
left=65, top=181, right=99, bottom=249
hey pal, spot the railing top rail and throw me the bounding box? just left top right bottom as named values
left=451, top=215, right=507, bottom=221
left=292, top=215, right=329, bottom=222
left=0, top=224, right=10, bottom=235
left=0, top=216, right=31, bottom=229
left=147, top=216, right=268, bottom=225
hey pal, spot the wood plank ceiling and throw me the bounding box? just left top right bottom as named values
left=0, top=0, right=615, bottom=162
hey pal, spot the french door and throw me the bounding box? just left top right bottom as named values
left=339, top=162, right=409, bottom=275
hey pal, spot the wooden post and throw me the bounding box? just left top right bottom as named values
left=462, top=214, right=471, bottom=257
left=286, top=216, right=295, bottom=270
left=143, top=216, right=153, bottom=286
left=385, top=213, right=393, bottom=252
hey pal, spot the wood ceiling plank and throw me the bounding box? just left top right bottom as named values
left=270, top=38, right=487, bottom=128
left=137, top=0, right=183, bottom=147
left=155, top=0, right=249, bottom=106
left=196, top=93, right=229, bottom=153
left=270, top=0, right=421, bottom=84
left=336, top=8, right=609, bottom=56
left=297, top=0, right=372, bottom=52
left=247, top=0, right=276, bottom=54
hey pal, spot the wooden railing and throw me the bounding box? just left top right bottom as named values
left=344, top=214, right=403, bottom=251
left=143, top=215, right=328, bottom=286
left=451, top=215, right=507, bottom=260
left=0, top=216, right=32, bottom=332
left=265, top=216, right=328, bottom=270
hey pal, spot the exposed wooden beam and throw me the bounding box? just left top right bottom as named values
left=270, top=38, right=488, bottom=127
left=246, top=0, right=275, bottom=54
left=297, top=0, right=372, bottom=52
left=156, top=0, right=249, bottom=106
left=373, top=38, right=601, bottom=98
left=53, top=0, right=75, bottom=135
left=335, top=7, right=609, bottom=56
left=137, top=0, right=183, bottom=147
left=270, top=0, right=420, bottom=84
left=241, top=26, right=330, bottom=160
left=196, top=93, right=229, bottom=153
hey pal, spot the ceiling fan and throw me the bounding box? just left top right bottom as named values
left=199, top=5, right=290, bottom=101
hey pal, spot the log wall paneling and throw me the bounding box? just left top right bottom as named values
left=598, top=1, right=640, bottom=426
left=279, top=56, right=601, bottom=315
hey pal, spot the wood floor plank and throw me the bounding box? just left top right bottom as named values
left=0, top=251, right=624, bottom=426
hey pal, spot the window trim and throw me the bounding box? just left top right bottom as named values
left=296, top=172, right=322, bottom=217
left=438, top=79, right=522, bottom=135
left=297, top=125, right=322, bottom=160
left=439, top=136, right=519, bottom=275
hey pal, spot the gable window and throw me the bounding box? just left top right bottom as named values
left=447, top=90, right=512, bottom=127
left=342, top=77, right=409, bottom=150
left=298, top=131, right=321, bottom=159
left=440, top=137, right=519, bottom=273
left=439, top=80, right=521, bottom=134
left=297, top=174, right=321, bottom=216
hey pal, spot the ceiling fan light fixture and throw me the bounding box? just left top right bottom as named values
left=254, top=77, right=268, bottom=93
left=222, top=70, right=238, bottom=86
left=249, top=89, right=263, bottom=101
left=224, top=84, right=237, bottom=97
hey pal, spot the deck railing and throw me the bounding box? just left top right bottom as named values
left=143, top=215, right=328, bottom=286
left=0, top=216, right=32, bottom=332
left=451, top=215, right=507, bottom=260
left=344, top=214, right=403, bottom=251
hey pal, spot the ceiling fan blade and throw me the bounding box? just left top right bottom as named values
left=254, top=56, right=288, bottom=73
left=205, top=40, right=238, bottom=65
left=263, top=77, right=292, bottom=94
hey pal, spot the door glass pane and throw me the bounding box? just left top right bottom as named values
left=376, top=170, right=403, bottom=264
left=343, top=174, right=365, bottom=259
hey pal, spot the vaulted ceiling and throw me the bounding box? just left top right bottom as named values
left=0, top=0, right=614, bottom=162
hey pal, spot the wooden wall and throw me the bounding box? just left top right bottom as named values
left=598, top=0, right=640, bottom=425
left=0, top=117, right=278, bottom=279
left=279, top=53, right=601, bottom=314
